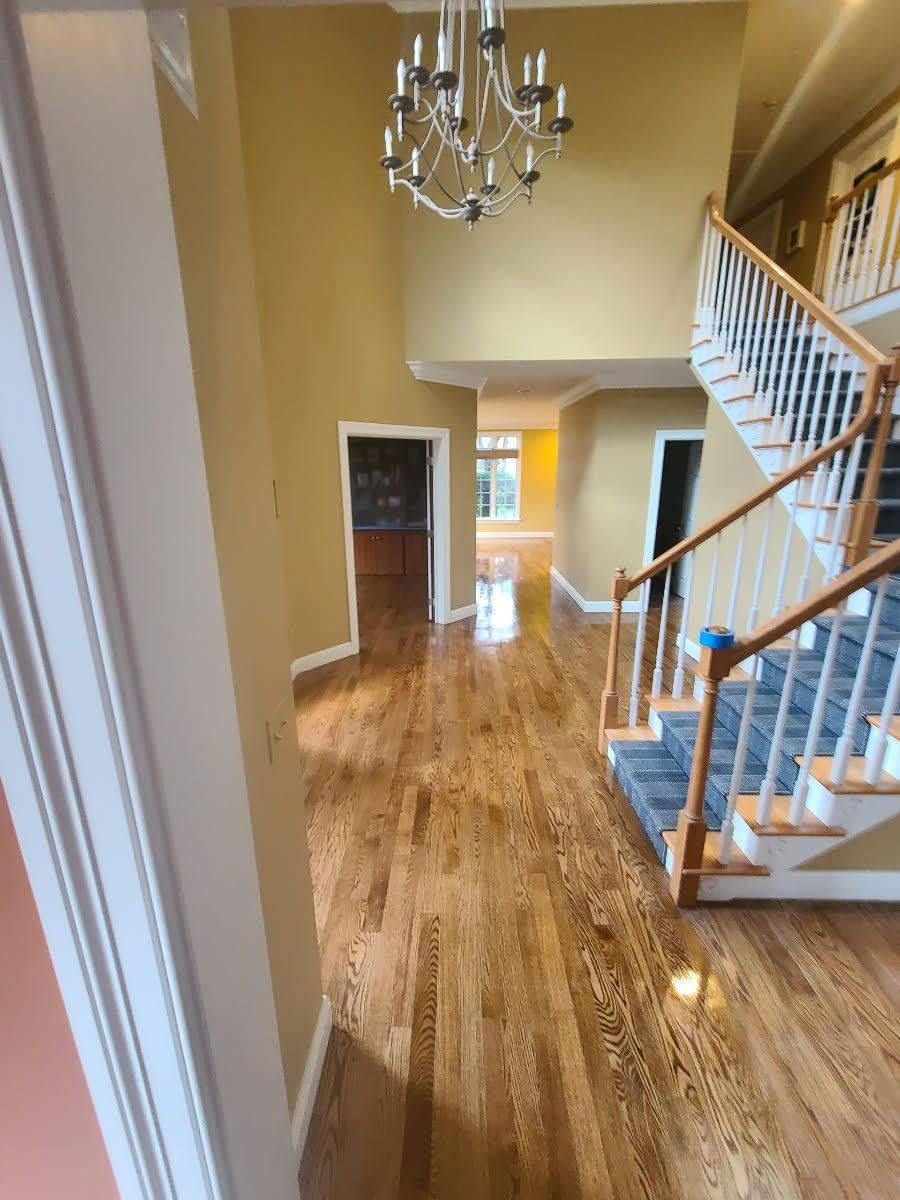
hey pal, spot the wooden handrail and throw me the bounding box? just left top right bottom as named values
left=827, top=155, right=900, bottom=214
left=626, top=365, right=886, bottom=593
left=708, top=193, right=891, bottom=369
left=702, top=536, right=900, bottom=681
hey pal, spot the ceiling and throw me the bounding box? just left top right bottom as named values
left=728, top=0, right=900, bottom=221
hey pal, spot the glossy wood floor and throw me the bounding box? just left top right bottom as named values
left=295, top=541, right=900, bottom=1200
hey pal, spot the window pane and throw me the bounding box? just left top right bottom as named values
left=475, top=457, right=492, bottom=518
left=494, top=457, right=518, bottom=518
left=496, top=434, right=519, bottom=450
left=476, top=434, right=495, bottom=450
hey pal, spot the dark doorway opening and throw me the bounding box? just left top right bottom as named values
left=652, top=439, right=703, bottom=599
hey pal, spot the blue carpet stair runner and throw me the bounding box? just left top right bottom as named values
left=611, top=577, right=900, bottom=864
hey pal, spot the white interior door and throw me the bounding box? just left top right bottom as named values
left=673, top=441, right=702, bottom=598
left=426, top=439, right=436, bottom=620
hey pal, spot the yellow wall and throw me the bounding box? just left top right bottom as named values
left=155, top=11, right=323, bottom=1105
left=477, top=428, right=558, bottom=534
left=402, top=2, right=747, bottom=364
left=554, top=389, right=708, bottom=601
left=231, top=6, right=477, bottom=660
left=737, top=86, right=900, bottom=290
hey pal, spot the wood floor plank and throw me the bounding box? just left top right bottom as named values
left=295, top=544, right=900, bottom=1199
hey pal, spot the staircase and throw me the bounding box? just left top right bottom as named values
left=600, top=193, right=900, bottom=905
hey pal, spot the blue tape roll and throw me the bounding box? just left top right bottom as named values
left=699, top=625, right=735, bottom=650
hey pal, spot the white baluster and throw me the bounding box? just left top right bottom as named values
left=803, top=331, right=835, bottom=457
left=826, top=432, right=864, bottom=583
left=651, top=565, right=673, bottom=699
left=628, top=579, right=650, bottom=727
left=748, top=498, right=774, bottom=631
left=703, top=232, right=724, bottom=329
left=791, top=603, right=847, bottom=822
left=865, top=636, right=900, bottom=784
left=753, top=280, right=782, bottom=417
left=788, top=319, right=824, bottom=468
left=709, top=235, right=729, bottom=337
left=726, top=515, right=747, bottom=630
left=831, top=579, right=887, bottom=785
left=833, top=193, right=859, bottom=309
left=737, top=264, right=761, bottom=383
left=704, top=532, right=721, bottom=628
left=727, top=252, right=750, bottom=373
left=757, top=636, right=802, bottom=825
left=746, top=272, right=769, bottom=394
left=718, top=653, right=760, bottom=861
left=824, top=203, right=849, bottom=306
left=715, top=241, right=736, bottom=354
left=672, top=551, right=695, bottom=700
left=853, top=181, right=881, bottom=304
left=762, top=289, right=788, bottom=416
left=694, top=213, right=712, bottom=324
left=724, top=250, right=746, bottom=368
left=879, top=182, right=900, bottom=294
left=864, top=175, right=891, bottom=300
left=772, top=298, right=799, bottom=442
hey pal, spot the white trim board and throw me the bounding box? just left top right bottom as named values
left=550, top=566, right=641, bottom=613
left=338, top=421, right=453, bottom=652
left=476, top=530, right=554, bottom=539
left=699, top=870, right=900, bottom=903
left=448, top=603, right=477, bottom=622
left=642, top=428, right=706, bottom=565
left=291, top=641, right=355, bottom=679
left=290, top=995, right=332, bottom=1164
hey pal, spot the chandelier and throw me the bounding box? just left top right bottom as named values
left=378, top=0, right=574, bottom=228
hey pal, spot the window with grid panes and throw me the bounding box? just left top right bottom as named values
left=475, top=432, right=520, bottom=520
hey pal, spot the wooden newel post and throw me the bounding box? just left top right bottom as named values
left=814, top=195, right=839, bottom=299
left=669, top=640, right=729, bottom=907
left=598, top=566, right=629, bottom=754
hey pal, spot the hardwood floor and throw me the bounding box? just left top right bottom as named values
left=295, top=540, right=900, bottom=1199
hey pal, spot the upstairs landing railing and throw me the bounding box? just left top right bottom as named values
left=815, top=156, right=900, bottom=313
left=599, top=193, right=898, bottom=904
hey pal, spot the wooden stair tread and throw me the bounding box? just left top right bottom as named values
left=796, top=500, right=839, bottom=511
left=649, top=695, right=701, bottom=713
left=663, top=830, right=769, bottom=876
left=806, top=756, right=900, bottom=795
left=710, top=372, right=740, bottom=384
left=753, top=441, right=792, bottom=450
left=722, top=393, right=757, bottom=404
left=606, top=724, right=658, bottom=743
left=736, top=415, right=772, bottom=426
left=735, top=794, right=845, bottom=836
left=866, top=713, right=900, bottom=739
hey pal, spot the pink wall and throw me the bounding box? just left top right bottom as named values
left=0, top=785, right=118, bottom=1199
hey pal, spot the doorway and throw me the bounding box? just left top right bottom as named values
left=347, top=435, right=434, bottom=623
left=644, top=430, right=705, bottom=599
left=338, top=421, right=452, bottom=655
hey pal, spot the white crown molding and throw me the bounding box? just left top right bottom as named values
left=407, top=360, right=484, bottom=391
left=388, top=0, right=741, bottom=11
left=555, top=376, right=599, bottom=409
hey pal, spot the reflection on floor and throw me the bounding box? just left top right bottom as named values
left=295, top=539, right=899, bottom=1200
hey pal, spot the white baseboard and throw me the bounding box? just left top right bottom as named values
left=445, top=603, right=477, bottom=623
left=550, top=565, right=640, bottom=613
left=290, top=994, right=332, bottom=1164
left=476, top=531, right=554, bottom=539
left=290, top=640, right=356, bottom=678
left=699, top=870, right=900, bottom=903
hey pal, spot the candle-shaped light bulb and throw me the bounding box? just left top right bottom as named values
left=487, top=156, right=495, bottom=185
left=484, top=0, right=494, bottom=28
left=437, top=30, right=447, bottom=71
left=556, top=84, right=566, bottom=118
left=454, top=88, right=463, bottom=120
left=414, top=33, right=423, bottom=67
left=526, top=143, right=534, bottom=172
left=384, top=126, right=393, bottom=156
left=412, top=146, right=420, bottom=178
left=397, top=58, right=406, bottom=96
left=536, top=48, right=547, bottom=86
left=523, top=52, right=532, bottom=86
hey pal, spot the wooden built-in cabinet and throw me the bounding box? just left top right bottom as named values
left=353, top=530, right=428, bottom=576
